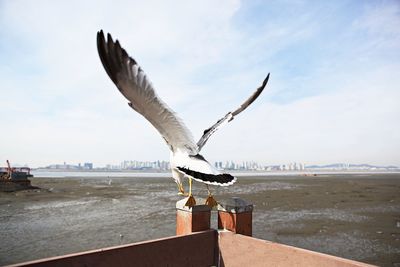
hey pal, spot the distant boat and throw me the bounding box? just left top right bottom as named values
left=0, top=160, right=36, bottom=192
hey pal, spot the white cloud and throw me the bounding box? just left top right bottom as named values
left=0, top=1, right=399, bottom=167
left=204, top=74, right=400, bottom=166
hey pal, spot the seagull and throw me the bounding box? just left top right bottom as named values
left=97, top=30, right=270, bottom=207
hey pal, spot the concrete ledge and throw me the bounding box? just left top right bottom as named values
left=8, top=230, right=218, bottom=267
left=7, top=230, right=376, bottom=267
left=218, top=231, right=376, bottom=267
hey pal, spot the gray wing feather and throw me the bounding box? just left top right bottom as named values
left=97, top=30, right=198, bottom=154
left=197, top=74, right=270, bottom=151
left=232, top=73, right=270, bottom=116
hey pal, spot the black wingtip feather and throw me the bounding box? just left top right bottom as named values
left=263, top=73, right=270, bottom=87
left=177, top=167, right=236, bottom=186
left=97, top=30, right=140, bottom=86
left=107, top=33, right=113, bottom=43
left=97, top=30, right=117, bottom=84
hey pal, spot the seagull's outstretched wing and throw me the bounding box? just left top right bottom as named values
left=197, top=74, right=270, bottom=151
left=97, top=30, right=198, bottom=154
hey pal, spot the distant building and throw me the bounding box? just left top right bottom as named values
left=84, top=163, right=93, bottom=170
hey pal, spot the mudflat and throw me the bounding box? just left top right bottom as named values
left=0, top=173, right=399, bottom=266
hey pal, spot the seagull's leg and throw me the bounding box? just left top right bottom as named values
left=177, top=182, right=187, bottom=196
left=184, top=177, right=196, bottom=207
left=205, top=184, right=218, bottom=208
left=174, top=169, right=187, bottom=196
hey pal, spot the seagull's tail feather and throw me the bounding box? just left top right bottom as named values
left=177, top=167, right=237, bottom=186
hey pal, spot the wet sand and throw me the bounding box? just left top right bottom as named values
left=0, top=173, right=399, bottom=266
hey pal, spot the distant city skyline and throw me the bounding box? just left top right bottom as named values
left=27, top=159, right=399, bottom=172
left=1, top=1, right=400, bottom=167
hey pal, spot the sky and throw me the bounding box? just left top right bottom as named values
left=0, top=0, right=399, bottom=168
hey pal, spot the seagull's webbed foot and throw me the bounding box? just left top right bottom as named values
left=184, top=177, right=196, bottom=207
left=205, top=195, right=218, bottom=208
left=184, top=195, right=196, bottom=207
left=205, top=185, right=218, bottom=208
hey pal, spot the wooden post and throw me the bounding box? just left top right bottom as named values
left=218, top=197, right=253, bottom=236
left=176, top=198, right=211, bottom=236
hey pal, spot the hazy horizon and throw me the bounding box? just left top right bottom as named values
left=1, top=1, right=399, bottom=167
left=5, top=160, right=399, bottom=170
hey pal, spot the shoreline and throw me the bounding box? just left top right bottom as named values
left=31, top=169, right=400, bottom=179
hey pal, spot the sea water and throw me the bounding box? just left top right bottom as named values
left=1, top=173, right=399, bottom=266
